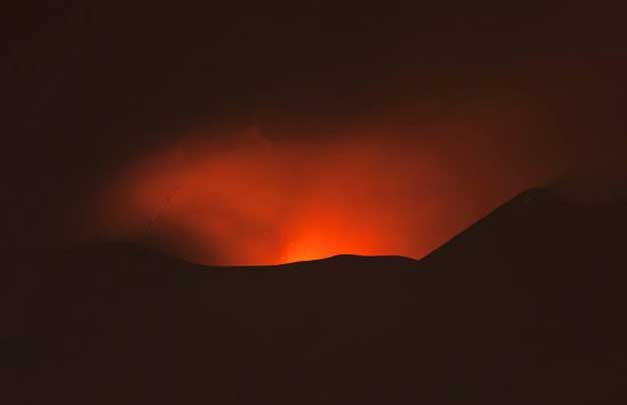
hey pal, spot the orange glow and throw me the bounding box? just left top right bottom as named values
left=91, top=100, right=564, bottom=265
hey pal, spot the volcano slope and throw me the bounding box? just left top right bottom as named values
left=3, top=188, right=627, bottom=404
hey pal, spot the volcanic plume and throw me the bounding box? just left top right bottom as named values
left=92, top=96, right=572, bottom=266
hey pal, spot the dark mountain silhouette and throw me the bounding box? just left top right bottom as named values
left=3, top=188, right=627, bottom=404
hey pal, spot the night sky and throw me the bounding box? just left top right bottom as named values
left=4, top=2, right=627, bottom=260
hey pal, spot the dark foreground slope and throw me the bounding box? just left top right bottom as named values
left=3, top=189, right=627, bottom=404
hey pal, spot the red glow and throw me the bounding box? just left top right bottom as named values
left=92, top=101, right=564, bottom=265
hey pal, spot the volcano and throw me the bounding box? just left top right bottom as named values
left=4, top=188, right=627, bottom=404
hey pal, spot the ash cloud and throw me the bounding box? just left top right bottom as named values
left=91, top=94, right=580, bottom=265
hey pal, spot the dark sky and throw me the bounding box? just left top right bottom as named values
left=3, top=1, right=627, bottom=250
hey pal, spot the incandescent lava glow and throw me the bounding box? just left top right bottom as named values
left=92, top=104, right=560, bottom=266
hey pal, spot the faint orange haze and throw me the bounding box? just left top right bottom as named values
left=92, top=98, right=568, bottom=265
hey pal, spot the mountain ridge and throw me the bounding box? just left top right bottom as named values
left=4, top=187, right=627, bottom=404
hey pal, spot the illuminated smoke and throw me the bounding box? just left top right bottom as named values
left=92, top=97, right=567, bottom=265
